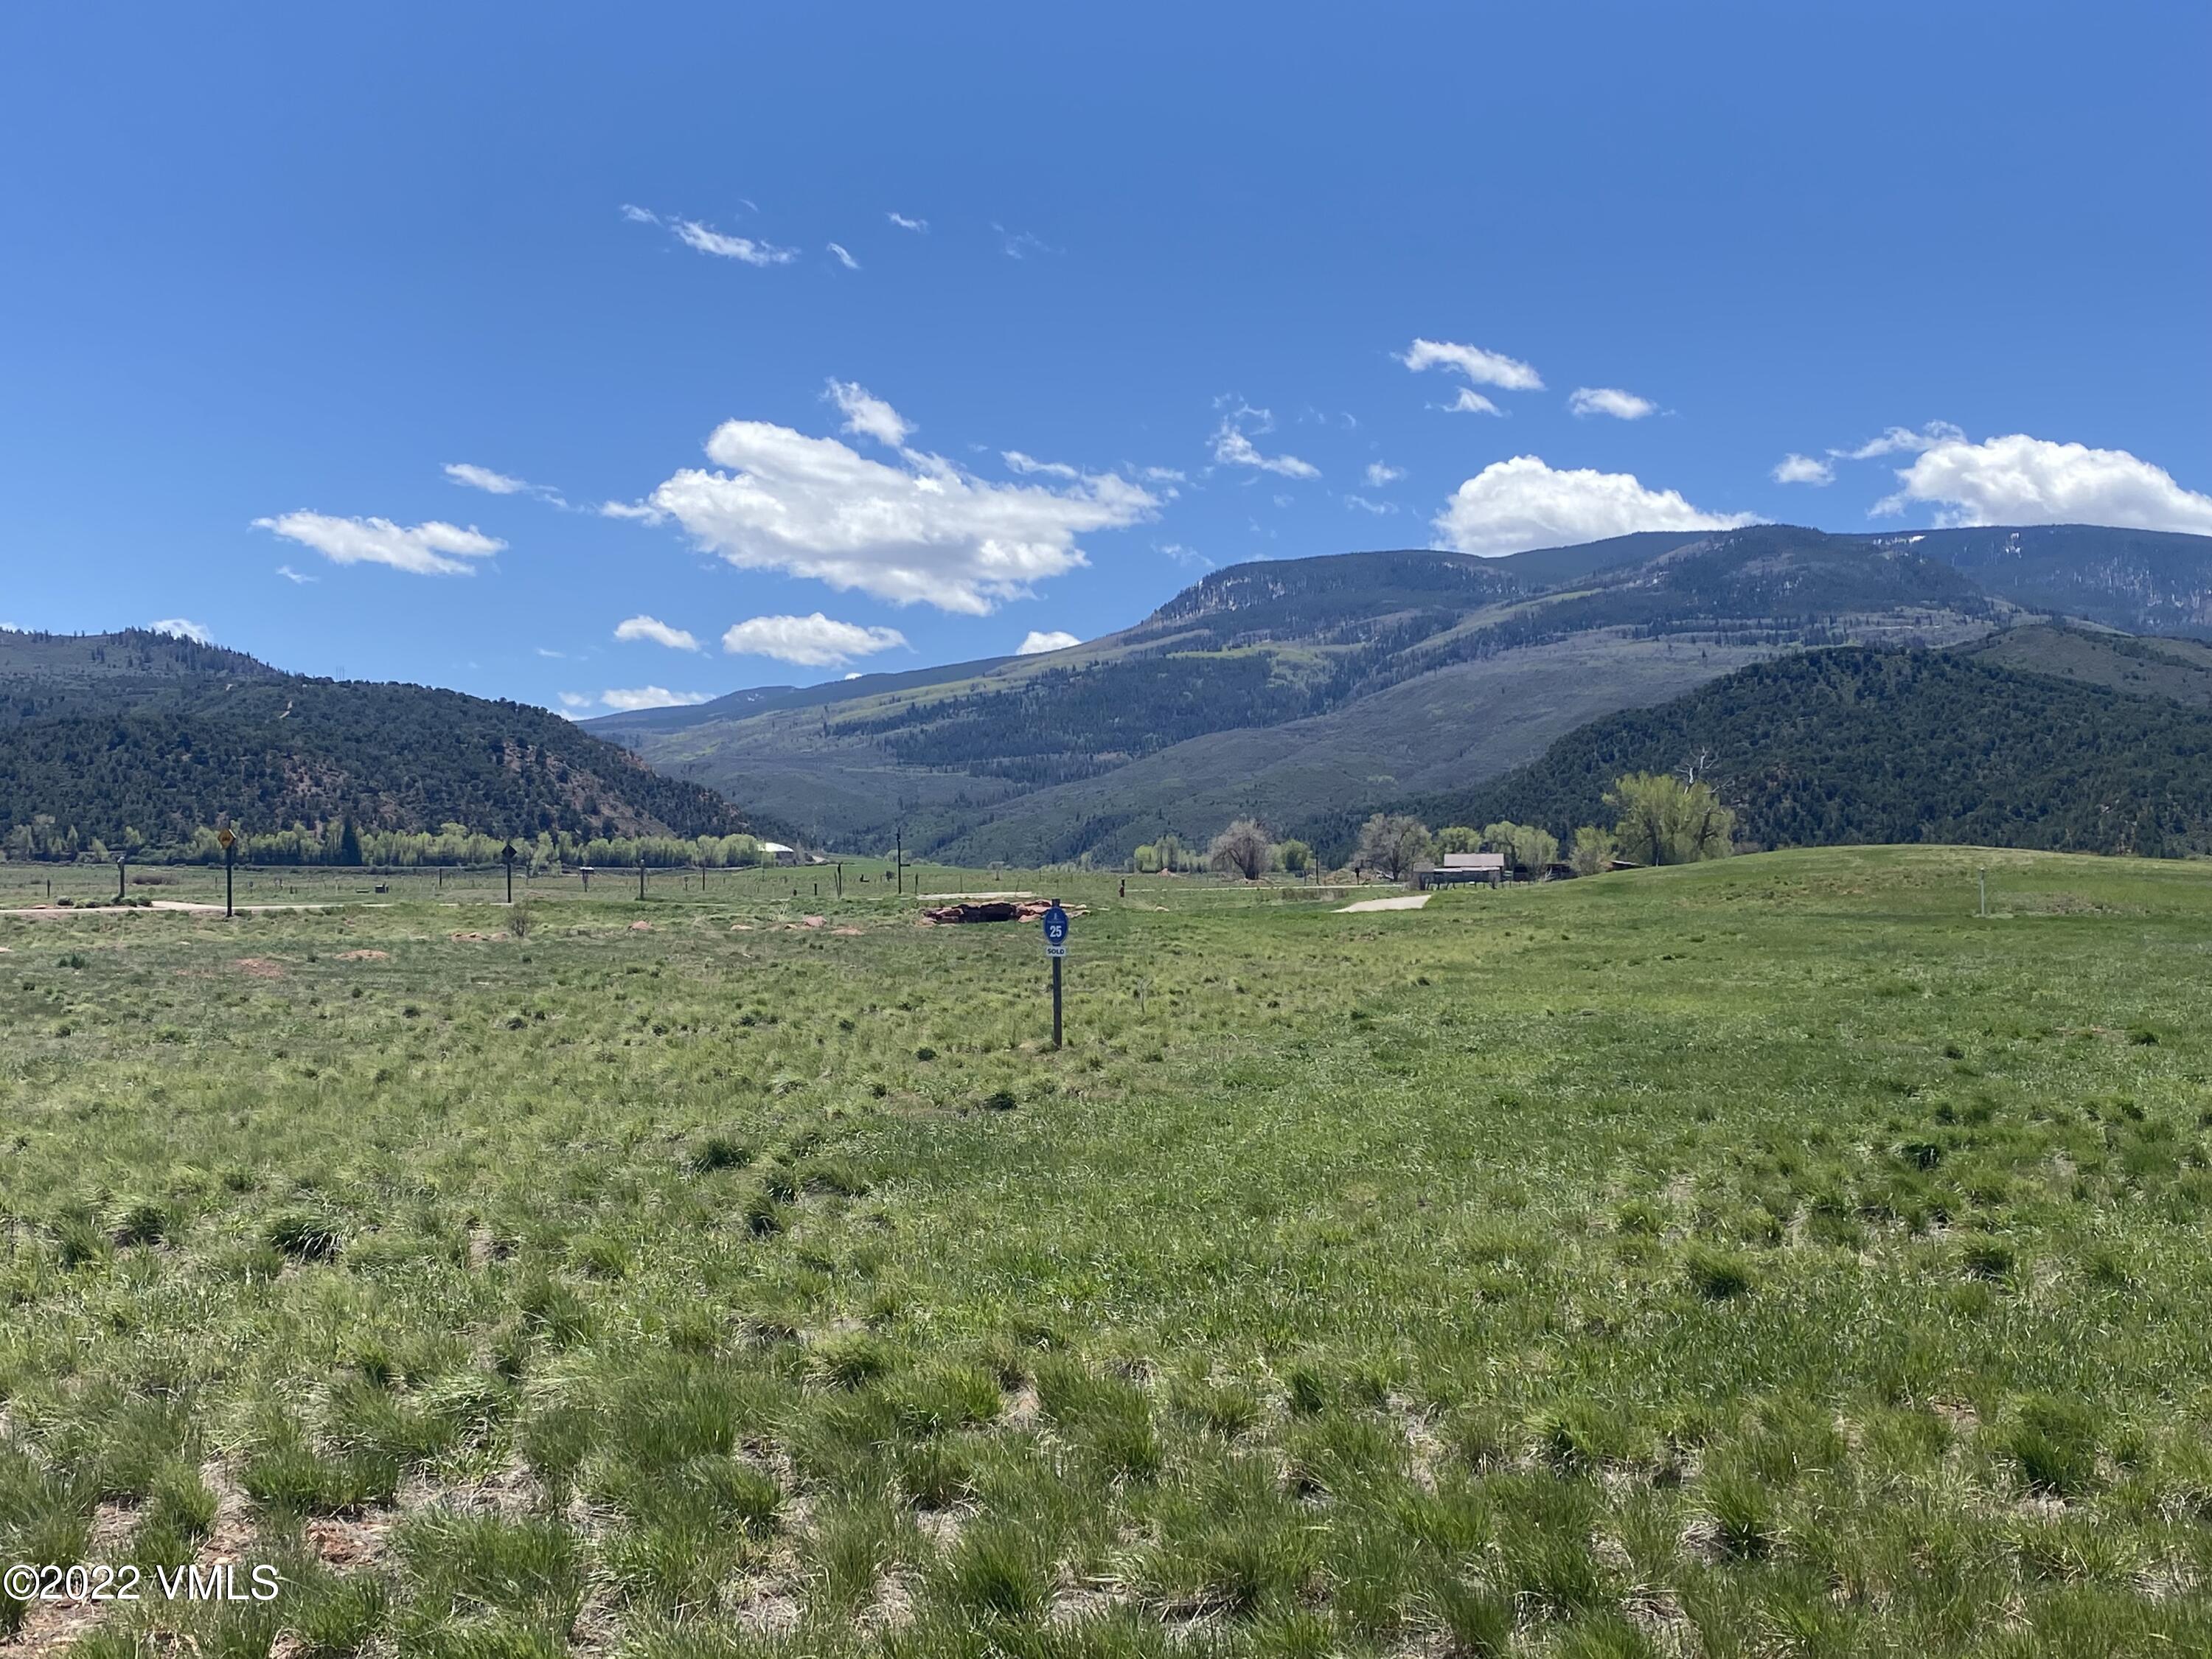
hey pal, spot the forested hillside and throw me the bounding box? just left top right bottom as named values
left=0, top=632, right=749, bottom=856
left=1385, top=648, right=2212, bottom=859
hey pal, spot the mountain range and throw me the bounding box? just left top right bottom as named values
left=9, top=521, right=2212, bottom=865
left=590, top=523, right=2212, bottom=863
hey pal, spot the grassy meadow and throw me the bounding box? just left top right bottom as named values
left=1, top=846, right=2209, bottom=1656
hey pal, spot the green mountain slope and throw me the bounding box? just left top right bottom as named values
left=0, top=630, right=750, bottom=852
left=1384, top=646, right=2212, bottom=859
left=1957, top=623, right=2212, bottom=706
left=597, top=524, right=2025, bottom=859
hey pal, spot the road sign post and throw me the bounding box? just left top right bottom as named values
left=1040, top=901, right=1070, bottom=1049
left=501, top=841, right=518, bottom=905
left=218, top=829, right=236, bottom=918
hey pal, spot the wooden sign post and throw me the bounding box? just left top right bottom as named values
left=218, top=829, right=236, bottom=918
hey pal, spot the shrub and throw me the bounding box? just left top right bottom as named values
left=1682, top=1246, right=1755, bottom=1300
left=264, top=1210, right=343, bottom=1262
left=686, top=1134, right=752, bottom=1172
left=2001, top=1395, right=2101, bottom=1497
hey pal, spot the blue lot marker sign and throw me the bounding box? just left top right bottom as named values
left=1042, top=900, right=1070, bottom=1048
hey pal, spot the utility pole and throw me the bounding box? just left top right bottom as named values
left=895, top=827, right=903, bottom=896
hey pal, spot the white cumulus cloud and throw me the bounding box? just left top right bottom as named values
left=1874, top=434, right=2212, bottom=535
left=598, top=499, right=666, bottom=524
left=1364, top=462, right=1407, bottom=486
left=252, top=512, right=505, bottom=576
left=1017, top=630, right=1081, bottom=655
left=1773, top=453, right=1836, bottom=487
left=1401, top=338, right=1543, bottom=392
left=614, top=615, right=700, bottom=652
left=558, top=692, right=594, bottom=709
left=722, top=613, right=910, bottom=668
left=1568, top=387, right=1656, bottom=420
left=597, top=686, right=713, bottom=712
left=826, top=379, right=914, bottom=448
left=648, top=395, right=1157, bottom=613
left=1435, top=456, right=1758, bottom=557
left=148, top=618, right=212, bottom=644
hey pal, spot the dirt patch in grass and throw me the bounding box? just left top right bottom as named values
left=232, top=956, right=288, bottom=978
left=335, top=949, right=389, bottom=961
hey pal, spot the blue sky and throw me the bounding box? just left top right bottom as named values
left=3, top=4, right=2207, bottom=712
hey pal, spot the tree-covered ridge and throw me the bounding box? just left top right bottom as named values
left=1391, top=648, right=2212, bottom=860
left=0, top=669, right=751, bottom=856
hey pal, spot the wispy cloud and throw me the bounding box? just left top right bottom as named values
left=148, top=618, right=212, bottom=644
left=1772, top=453, right=1835, bottom=487
left=275, top=564, right=316, bottom=584
left=1568, top=386, right=1657, bottom=420
left=623, top=204, right=797, bottom=267
left=1158, top=542, right=1212, bottom=568
left=445, top=461, right=567, bottom=507
left=1438, top=388, right=1502, bottom=417
left=598, top=500, right=667, bottom=525
left=994, top=223, right=1053, bottom=260
left=1836, top=420, right=1965, bottom=460
left=826, top=379, right=914, bottom=448
left=614, top=615, right=701, bottom=652
left=1364, top=462, right=1406, bottom=487
left=827, top=242, right=860, bottom=271
left=1004, top=451, right=1079, bottom=480
left=887, top=211, right=928, bottom=232
left=672, top=218, right=798, bottom=265
left=1209, top=400, right=1319, bottom=479
left=1344, top=495, right=1397, bottom=515
left=1401, top=338, right=1544, bottom=392
left=253, top=512, right=505, bottom=577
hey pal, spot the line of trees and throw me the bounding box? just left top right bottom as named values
left=1, top=821, right=783, bottom=871
left=1139, top=768, right=1739, bottom=885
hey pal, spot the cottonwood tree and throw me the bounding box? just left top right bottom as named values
left=1482, top=821, right=1559, bottom=874
left=1606, top=771, right=1735, bottom=865
left=1434, top=825, right=1482, bottom=855
left=1354, top=813, right=1432, bottom=880
left=1275, top=838, right=1314, bottom=875
left=1208, top=818, right=1273, bottom=880
left=1570, top=825, right=1617, bottom=875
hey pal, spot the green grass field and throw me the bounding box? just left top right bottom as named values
left=2, top=847, right=2208, bottom=1656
